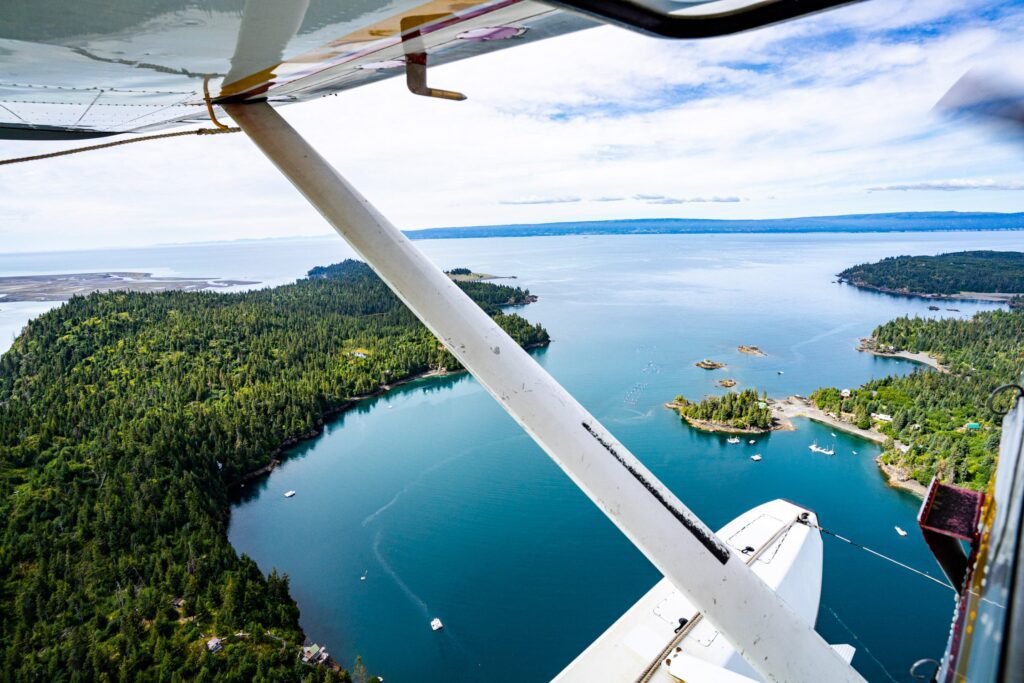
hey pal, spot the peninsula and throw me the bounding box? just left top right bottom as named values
left=837, top=250, right=1024, bottom=302
left=857, top=337, right=949, bottom=373
left=0, top=260, right=548, bottom=681
left=0, top=271, right=258, bottom=302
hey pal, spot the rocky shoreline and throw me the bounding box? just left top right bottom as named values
left=875, top=456, right=928, bottom=497
left=665, top=401, right=790, bottom=435
left=838, top=277, right=1022, bottom=304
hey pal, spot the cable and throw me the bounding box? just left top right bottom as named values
left=0, top=126, right=239, bottom=166
left=824, top=604, right=901, bottom=683
left=812, top=523, right=954, bottom=591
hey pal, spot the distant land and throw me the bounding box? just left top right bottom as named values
left=404, top=211, right=1024, bottom=240
left=837, top=250, right=1024, bottom=303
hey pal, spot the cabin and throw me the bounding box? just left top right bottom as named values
left=206, top=637, right=223, bottom=653
left=965, top=422, right=982, bottom=431
left=302, top=643, right=330, bottom=665
left=872, top=412, right=893, bottom=422
left=171, top=597, right=185, bottom=609
left=840, top=389, right=851, bottom=398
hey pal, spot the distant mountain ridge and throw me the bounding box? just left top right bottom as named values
left=404, top=212, right=1024, bottom=240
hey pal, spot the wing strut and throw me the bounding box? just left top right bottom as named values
left=224, top=101, right=865, bottom=683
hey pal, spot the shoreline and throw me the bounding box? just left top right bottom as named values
left=232, top=341, right=548, bottom=488
left=769, top=396, right=926, bottom=497
left=857, top=339, right=949, bottom=374
left=839, top=279, right=1023, bottom=304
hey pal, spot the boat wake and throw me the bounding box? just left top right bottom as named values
left=362, top=450, right=468, bottom=527
left=372, top=529, right=430, bottom=618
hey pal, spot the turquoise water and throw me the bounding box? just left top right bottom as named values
left=224, top=231, right=1023, bottom=682
left=5, top=231, right=1024, bottom=681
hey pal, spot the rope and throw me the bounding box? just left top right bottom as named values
left=812, top=523, right=954, bottom=591
left=0, top=126, right=240, bottom=166
left=1, top=75, right=238, bottom=166
left=823, top=604, right=900, bottom=683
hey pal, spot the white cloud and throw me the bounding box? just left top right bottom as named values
left=868, top=179, right=1024, bottom=191
left=498, top=196, right=581, bottom=205
left=2, top=0, right=1024, bottom=252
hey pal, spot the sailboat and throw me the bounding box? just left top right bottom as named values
left=808, top=441, right=835, bottom=456
left=726, top=437, right=741, bottom=444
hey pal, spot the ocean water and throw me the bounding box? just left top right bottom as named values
left=5, top=230, right=1024, bottom=681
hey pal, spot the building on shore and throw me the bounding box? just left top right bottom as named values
left=302, top=643, right=330, bottom=665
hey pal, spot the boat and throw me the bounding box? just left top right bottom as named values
left=751, top=454, right=762, bottom=462
left=430, top=617, right=444, bottom=631
left=808, top=442, right=835, bottom=456
left=360, top=570, right=368, bottom=581
left=895, top=526, right=908, bottom=537
left=726, top=437, right=741, bottom=444
left=777, top=370, right=784, bottom=375
left=748, top=439, right=756, bottom=445
left=852, top=450, right=858, bottom=455
left=284, top=490, right=296, bottom=498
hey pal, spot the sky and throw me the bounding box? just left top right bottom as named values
left=2, top=0, right=1024, bottom=253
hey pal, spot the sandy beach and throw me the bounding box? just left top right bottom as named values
left=0, top=272, right=258, bottom=302
left=861, top=347, right=949, bottom=374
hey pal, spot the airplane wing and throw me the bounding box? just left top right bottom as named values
left=0, top=0, right=606, bottom=140
left=0, top=0, right=849, bottom=140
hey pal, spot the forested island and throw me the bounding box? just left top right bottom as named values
left=811, top=309, right=1024, bottom=491
left=669, top=389, right=774, bottom=433
left=0, top=260, right=548, bottom=681
left=837, top=250, right=1024, bottom=299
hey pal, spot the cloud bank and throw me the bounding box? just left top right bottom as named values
left=2, top=0, right=1024, bottom=251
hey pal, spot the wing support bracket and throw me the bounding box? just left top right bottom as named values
left=401, top=15, right=467, bottom=101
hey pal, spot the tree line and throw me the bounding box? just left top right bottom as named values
left=0, top=260, right=549, bottom=682
left=838, top=250, right=1024, bottom=295
left=673, top=389, right=772, bottom=430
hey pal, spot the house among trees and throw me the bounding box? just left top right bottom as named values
left=302, top=643, right=330, bottom=665
left=206, top=637, right=223, bottom=653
